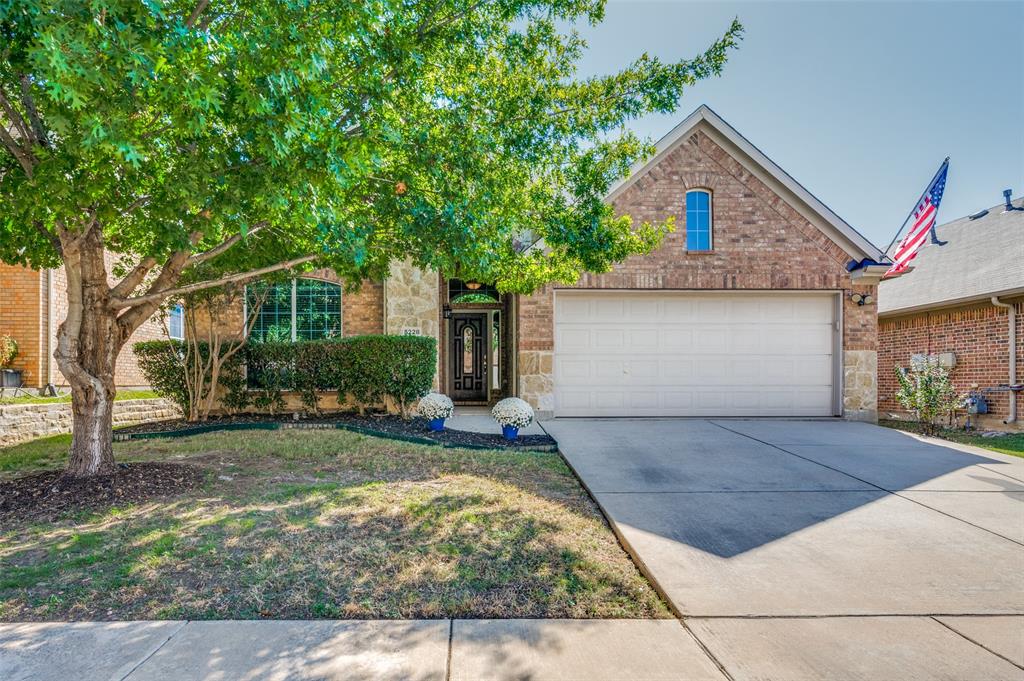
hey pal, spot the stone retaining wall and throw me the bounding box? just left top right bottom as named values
left=0, top=398, right=181, bottom=448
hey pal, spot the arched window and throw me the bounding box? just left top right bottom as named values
left=247, top=278, right=342, bottom=342
left=685, top=189, right=713, bottom=251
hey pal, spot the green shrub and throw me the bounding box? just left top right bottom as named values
left=134, top=340, right=248, bottom=415
left=134, top=340, right=190, bottom=413
left=241, top=335, right=436, bottom=415
left=139, top=336, right=436, bottom=417
left=894, top=355, right=960, bottom=434
left=336, top=335, right=437, bottom=416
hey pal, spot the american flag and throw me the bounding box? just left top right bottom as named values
left=885, top=161, right=949, bottom=277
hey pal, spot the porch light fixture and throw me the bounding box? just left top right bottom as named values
left=850, top=292, right=874, bottom=306
left=443, top=304, right=452, bottom=319
left=465, top=281, right=482, bottom=290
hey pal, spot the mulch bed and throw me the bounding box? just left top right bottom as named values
left=115, top=413, right=558, bottom=450
left=0, top=462, right=205, bottom=522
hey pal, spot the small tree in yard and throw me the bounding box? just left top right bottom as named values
left=1, top=1, right=741, bottom=476
left=170, top=281, right=267, bottom=423
left=894, top=356, right=960, bottom=434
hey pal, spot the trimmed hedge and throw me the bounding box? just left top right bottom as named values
left=135, top=335, right=436, bottom=416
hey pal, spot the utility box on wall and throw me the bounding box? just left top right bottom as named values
left=911, top=352, right=957, bottom=369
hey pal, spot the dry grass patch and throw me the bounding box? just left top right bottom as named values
left=0, top=429, right=669, bottom=621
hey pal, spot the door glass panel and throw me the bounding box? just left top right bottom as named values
left=462, top=326, right=474, bottom=374
left=492, top=312, right=500, bottom=389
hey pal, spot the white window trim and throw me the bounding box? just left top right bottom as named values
left=685, top=188, right=713, bottom=252
left=244, top=277, right=343, bottom=341
left=167, top=304, right=185, bottom=340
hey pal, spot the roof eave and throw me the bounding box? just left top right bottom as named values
left=878, top=285, right=1024, bottom=318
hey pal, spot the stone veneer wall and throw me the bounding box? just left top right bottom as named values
left=384, top=259, right=441, bottom=387
left=0, top=398, right=181, bottom=448
left=517, top=127, right=879, bottom=420
left=843, top=350, right=878, bottom=422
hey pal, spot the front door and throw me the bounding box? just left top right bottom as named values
left=451, top=314, right=488, bottom=401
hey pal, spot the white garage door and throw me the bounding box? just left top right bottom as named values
left=554, top=291, right=838, bottom=417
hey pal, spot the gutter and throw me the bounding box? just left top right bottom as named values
left=46, top=268, right=53, bottom=388
left=991, top=296, right=1018, bottom=424
left=878, top=285, right=1024, bottom=319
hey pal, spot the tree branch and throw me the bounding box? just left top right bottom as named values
left=186, top=0, right=211, bottom=28
left=110, top=256, right=158, bottom=297
left=187, top=221, right=267, bottom=267
left=119, top=195, right=151, bottom=216
left=111, top=254, right=319, bottom=310
left=0, top=89, right=33, bottom=143
left=0, top=123, right=35, bottom=176
left=113, top=232, right=203, bottom=334
left=19, top=75, right=47, bottom=145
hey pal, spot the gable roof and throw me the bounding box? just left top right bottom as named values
left=878, top=197, right=1024, bottom=316
left=606, top=105, right=886, bottom=263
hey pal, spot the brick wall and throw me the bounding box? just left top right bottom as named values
left=878, top=297, right=1024, bottom=425
left=0, top=264, right=44, bottom=387
left=196, top=269, right=384, bottom=340
left=343, top=279, right=384, bottom=336
left=518, top=128, right=879, bottom=417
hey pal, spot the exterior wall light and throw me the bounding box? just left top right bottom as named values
left=850, top=292, right=874, bottom=306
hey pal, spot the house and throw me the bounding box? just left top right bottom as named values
left=877, top=193, right=1024, bottom=430
left=4, top=106, right=889, bottom=420
left=227, top=106, right=889, bottom=421
left=0, top=255, right=175, bottom=391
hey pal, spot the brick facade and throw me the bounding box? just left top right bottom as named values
left=0, top=264, right=45, bottom=387
left=878, top=297, right=1023, bottom=428
left=0, top=256, right=168, bottom=390
left=199, top=268, right=384, bottom=340
left=518, top=128, right=879, bottom=418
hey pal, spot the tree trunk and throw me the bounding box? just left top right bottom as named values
left=66, top=377, right=116, bottom=476
left=56, top=226, right=125, bottom=477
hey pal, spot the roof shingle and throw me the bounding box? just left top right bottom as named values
left=878, top=197, right=1024, bottom=315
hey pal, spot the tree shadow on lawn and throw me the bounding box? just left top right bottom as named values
left=0, top=434, right=670, bottom=621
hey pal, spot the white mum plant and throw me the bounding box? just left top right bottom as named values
left=491, top=397, right=534, bottom=429
left=417, top=393, right=454, bottom=420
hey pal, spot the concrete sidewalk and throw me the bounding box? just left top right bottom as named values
left=0, top=619, right=725, bottom=681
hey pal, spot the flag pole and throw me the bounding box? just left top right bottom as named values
left=882, top=157, right=950, bottom=258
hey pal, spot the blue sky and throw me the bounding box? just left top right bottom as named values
left=574, top=1, right=1024, bottom=249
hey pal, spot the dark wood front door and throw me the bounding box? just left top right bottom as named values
left=451, top=314, right=488, bottom=401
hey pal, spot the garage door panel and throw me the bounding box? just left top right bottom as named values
left=663, top=298, right=697, bottom=320
left=555, top=292, right=837, bottom=417
left=660, top=329, right=695, bottom=352
left=557, top=328, right=591, bottom=352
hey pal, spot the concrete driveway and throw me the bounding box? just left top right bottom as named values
left=544, top=418, right=1024, bottom=680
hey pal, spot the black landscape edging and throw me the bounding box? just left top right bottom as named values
left=113, top=419, right=558, bottom=452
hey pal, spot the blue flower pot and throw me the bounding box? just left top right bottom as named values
left=428, top=418, right=446, bottom=432
left=502, top=425, right=519, bottom=441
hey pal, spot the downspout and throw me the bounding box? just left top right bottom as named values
left=991, top=297, right=1017, bottom=424
left=46, top=268, right=54, bottom=389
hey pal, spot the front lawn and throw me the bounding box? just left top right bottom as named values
left=0, top=388, right=158, bottom=405
left=0, top=430, right=669, bottom=621
left=879, top=419, right=1024, bottom=458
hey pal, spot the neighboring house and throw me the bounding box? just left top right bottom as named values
left=222, top=106, right=889, bottom=421
left=878, top=195, right=1024, bottom=430
left=0, top=255, right=174, bottom=390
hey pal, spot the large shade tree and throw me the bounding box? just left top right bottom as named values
left=0, top=0, right=741, bottom=477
